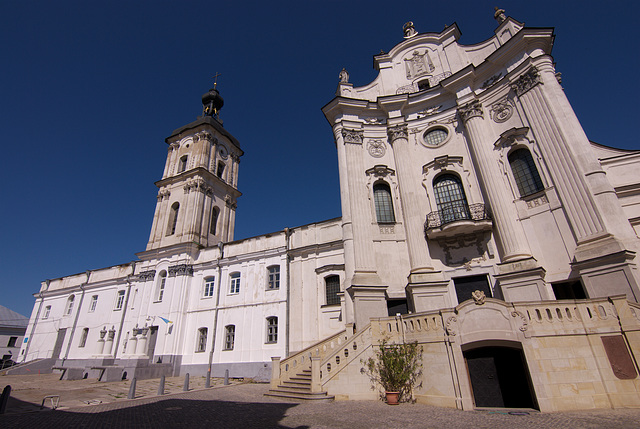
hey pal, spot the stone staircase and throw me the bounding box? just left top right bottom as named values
left=265, top=368, right=335, bottom=402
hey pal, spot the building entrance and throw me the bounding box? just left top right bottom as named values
left=464, top=346, right=537, bottom=409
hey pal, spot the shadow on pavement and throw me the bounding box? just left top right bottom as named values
left=0, top=398, right=306, bottom=429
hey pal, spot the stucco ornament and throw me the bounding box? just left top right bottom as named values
left=342, top=129, right=364, bottom=144
left=387, top=125, right=408, bottom=143
left=458, top=101, right=484, bottom=123
left=472, top=290, right=486, bottom=305
left=339, top=68, right=349, bottom=83
left=490, top=99, right=514, bottom=123
left=404, top=50, right=435, bottom=79
left=511, top=67, right=542, bottom=96
left=367, top=139, right=386, bottom=158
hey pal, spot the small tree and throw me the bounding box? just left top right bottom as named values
left=362, top=339, right=423, bottom=402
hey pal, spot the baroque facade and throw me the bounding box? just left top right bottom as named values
left=19, top=11, right=640, bottom=411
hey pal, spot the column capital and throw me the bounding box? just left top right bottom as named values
left=341, top=128, right=364, bottom=145
left=458, top=100, right=483, bottom=123
left=386, top=124, right=408, bottom=143
left=511, top=66, right=541, bottom=97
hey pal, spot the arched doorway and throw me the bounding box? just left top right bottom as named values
left=463, top=344, right=537, bottom=409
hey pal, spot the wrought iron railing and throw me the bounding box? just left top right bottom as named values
left=425, top=203, right=491, bottom=230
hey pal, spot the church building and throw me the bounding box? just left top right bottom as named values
left=18, top=10, right=640, bottom=412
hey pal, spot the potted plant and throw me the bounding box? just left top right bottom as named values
left=361, top=339, right=423, bottom=404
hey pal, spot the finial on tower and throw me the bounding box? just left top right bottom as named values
left=494, top=7, right=507, bottom=24
left=202, top=73, right=224, bottom=120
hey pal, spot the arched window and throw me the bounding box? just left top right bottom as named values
left=508, top=148, right=544, bottom=197
left=210, top=206, right=219, bottom=235
left=79, top=328, right=89, bottom=348
left=224, top=325, right=235, bottom=350
left=167, top=202, right=179, bottom=236
left=156, top=271, right=167, bottom=302
left=373, top=182, right=395, bottom=223
left=266, top=317, right=278, bottom=343
left=433, top=174, right=470, bottom=224
left=196, top=327, right=208, bottom=352
left=43, top=306, right=51, bottom=319
left=325, top=275, right=340, bottom=306
left=65, top=295, right=75, bottom=316
left=217, top=161, right=225, bottom=179
left=178, top=155, right=188, bottom=173
left=267, top=265, right=280, bottom=290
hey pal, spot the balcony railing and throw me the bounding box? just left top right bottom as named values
left=425, top=202, right=492, bottom=231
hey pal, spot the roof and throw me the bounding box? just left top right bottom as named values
left=0, top=304, right=29, bottom=329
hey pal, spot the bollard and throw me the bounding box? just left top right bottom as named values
left=205, top=369, right=211, bottom=388
left=183, top=373, right=190, bottom=391
left=157, top=375, right=166, bottom=396
left=224, top=369, right=230, bottom=385
left=127, top=378, right=137, bottom=400
left=0, top=385, right=11, bottom=414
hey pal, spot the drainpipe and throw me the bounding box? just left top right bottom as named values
left=22, top=284, right=47, bottom=363
left=284, top=227, right=291, bottom=357
left=63, top=271, right=90, bottom=364
left=113, top=262, right=136, bottom=359
left=208, top=242, right=225, bottom=377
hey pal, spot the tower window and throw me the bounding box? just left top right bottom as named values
left=508, top=148, right=544, bottom=197
left=224, top=325, right=235, bottom=350
left=433, top=174, right=470, bottom=224
left=266, top=317, right=278, bottom=343
left=210, top=207, right=219, bottom=235
left=196, top=328, right=208, bottom=352
left=178, top=155, right=188, bottom=173
left=167, top=202, right=180, bottom=236
left=217, top=162, right=225, bottom=179
left=373, top=182, right=395, bottom=223
left=79, top=328, right=89, bottom=348
left=267, top=266, right=280, bottom=290
left=229, top=272, right=241, bottom=294
left=325, top=275, right=340, bottom=306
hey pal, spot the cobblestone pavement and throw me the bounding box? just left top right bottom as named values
left=1, top=377, right=640, bottom=428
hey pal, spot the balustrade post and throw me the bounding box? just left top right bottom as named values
left=270, top=357, right=281, bottom=390
left=310, top=356, right=322, bottom=393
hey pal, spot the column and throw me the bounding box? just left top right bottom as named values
left=387, top=124, right=435, bottom=274
left=458, top=100, right=533, bottom=262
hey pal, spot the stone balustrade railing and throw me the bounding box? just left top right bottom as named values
left=319, top=324, right=372, bottom=386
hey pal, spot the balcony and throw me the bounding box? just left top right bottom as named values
left=424, top=203, right=493, bottom=240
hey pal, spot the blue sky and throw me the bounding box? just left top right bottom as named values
left=2, top=1, right=638, bottom=318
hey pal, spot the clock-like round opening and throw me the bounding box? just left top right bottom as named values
left=423, top=128, right=448, bottom=146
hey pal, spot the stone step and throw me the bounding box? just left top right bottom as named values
left=282, top=380, right=311, bottom=387
left=275, top=385, right=313, bottom=393
left=264, top=390, right=335, bottom=403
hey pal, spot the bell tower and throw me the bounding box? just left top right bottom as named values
left=145, top=83, right=243, bottom=251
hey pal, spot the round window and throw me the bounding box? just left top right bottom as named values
left=423, top=128, right=448, bottom=146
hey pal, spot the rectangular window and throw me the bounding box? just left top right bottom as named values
left=79, top=329, right=88, bottom=348
left=157, top=276, right=166, bottom=302
left=267, top=266, right=280, bottom=290
left=197, top=328, right=208, bottom=352
left=266, top=317, right=278, bottom=343
left=325, top=275, right=341, bottom=306
left=7, top=337, right=18, bottom=348
left=89, top=295, right=98, bottom=312
left=115, top=290, right=126, bottom=310
left=229, top=272, right=241, bottom=294
left=224, top=325, right=235, bottom=350
left=204, top=277, right=215, bottom=298
left=43, top=306, right=51, bottom=319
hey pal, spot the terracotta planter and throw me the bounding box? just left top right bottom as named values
left=385, top=391, right=400, bottom=405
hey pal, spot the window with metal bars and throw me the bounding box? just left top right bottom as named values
left=373, top=182, right=395, bottom=223
left=508, top=149, right=544, bottom=197
left=325, top=275, right=341, bottom=306
left=224, top=325, right=235, bottom=350
left=196, top=328, right=207, bottom=352
left=266, top=317, right=278, bottom=343
left=433, top=174, right=470, bottom=224
left=267, top=266, right=280, bottom=290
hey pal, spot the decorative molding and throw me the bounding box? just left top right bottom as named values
left=525, top=194, right=548, bottom=209
left=225, top=194, right=237, bottom=209
left=511, top=67, right=541, bottom=96
left=490, top=98, right=514, bottom=123
left=458, top=101, right=483, bottom=123
left=315, top=264, right=345, bottom=274
left=168, top=264, right=194, bottom=277
left=436, top=233, right=488, bottom=266
left=168, top=143, right=180, bottom=152
left=364, top=117, right=384, bottom=124
left=218, top=145, right=229, bottom=159
left=157, top=190, right=171, bottom=202
left=396, top=84, right=417, bottom=95
left=445, top=316, right=457, bottom=336
left=341, top=129, right=364, bottom=144
left=422, top=155, right=464, bottom=174
left=417, top=105, right=442, bottom=118
left=379, top=225, right=395, bottom=234
left=365, top=165, right=395, bottom=179
left=481, top=72, right=503, bottom=89
left=193, top=131, right=212, bottom=142
left=472, top=290, right=486, bottom=305
left=183, top=178, right=212, bottom=195
left=367, top=139, right=386, bottom=158
left=493, top=127, right=531, bottom=150
left=137, top=270, right=156, bottom=281
left=511, top=310, right=529, bottom=332
left=386, top=125, right=408, bottom=143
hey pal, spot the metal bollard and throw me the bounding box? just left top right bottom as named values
left=0, top=385, right=11, bottom=414
left=157, top=375, right=166, bottom=396
left=205, top=369, right=211, bottom=388
left=128, top=378, right=137, bottom=400
left=183, top=373, right=190, bottom=391
left=224, top=369, right=230, bottom=385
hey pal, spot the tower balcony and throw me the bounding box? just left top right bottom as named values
left=424, top=203, right=493, bottom=240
